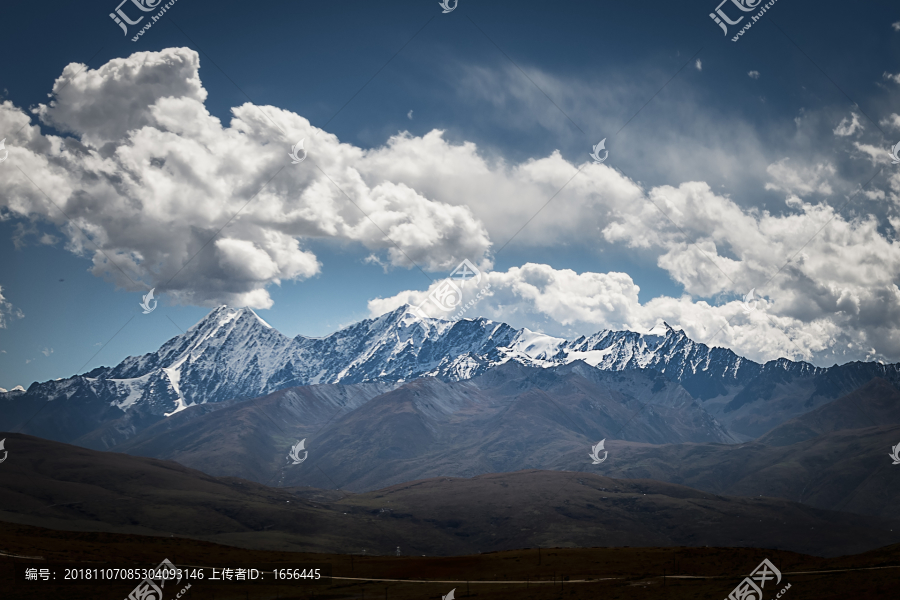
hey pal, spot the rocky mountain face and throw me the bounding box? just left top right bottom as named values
left=3, top=304, right=900, bottom=443
left=756, top=377, right=900, bottom=446
left=566, top=378, right=900, bottom=521
left=111, top=361, right=736, bottom=490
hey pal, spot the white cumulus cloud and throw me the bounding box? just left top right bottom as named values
left=371, top=168, right=900, bottom=365
left=833, top=113, right=864, bottom=137
left=5, top=48, right=900, bottom=366
left=0, top=286, right=23, bottom=329
left=0, top=48, right=491, bottom=308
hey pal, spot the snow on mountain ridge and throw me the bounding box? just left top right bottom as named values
left=15, top=304, right=818, bottom=418
left=510, top=328, right=566, bottom=361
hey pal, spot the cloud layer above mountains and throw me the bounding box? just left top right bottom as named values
left=2, top=48, right=490, bottom=308
left=3, top=47, right=900, bottom=365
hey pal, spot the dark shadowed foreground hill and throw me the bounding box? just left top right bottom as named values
left=3, top=518, right=900, bottom=600
left=1, top=433, right=898, bottom=558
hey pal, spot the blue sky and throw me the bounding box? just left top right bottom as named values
left=2, top=0, right=900, bottom=389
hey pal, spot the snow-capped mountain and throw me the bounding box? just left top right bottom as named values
left=4, top=304, right=900, bottom=443
left=9, top=305, right=744, bottom=415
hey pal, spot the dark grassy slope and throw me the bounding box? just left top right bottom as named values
left=1, top=433, right=898, bottom=558
left=588, top=379, right=900, bottom=520
left=757, top=377, right=900, bottom=446
left=1, top=520, right=900, bottom=600
left=573, top=425, right=900, bottom=520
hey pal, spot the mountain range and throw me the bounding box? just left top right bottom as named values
left=5, top=305, right=900, bottom=445
left=3, top=305, right=900, bottom=550
left=98, top=369, right=900, bottom=523
left=110, top=360, right=737, bottom=491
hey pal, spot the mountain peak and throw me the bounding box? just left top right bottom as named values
left=646, top=321, right=680, bottom=336
left=392, top=303, right=451, bottom=323
left=646, top=322, right=668, bottom=337
left=245, top=307, right=273, bottom=329
left=188, top=305, right=273, bottom=334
